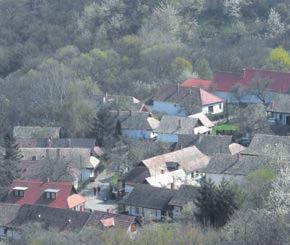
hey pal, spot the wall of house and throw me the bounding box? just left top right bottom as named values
left=72, top=202, right=85, bottom=212
left=205, top=173, right=244, bottom=184
left=157, top=133, right=178, bottom=143
left=126, top=205, right=162, bottom=220
left=270, top=112, right=290, bottom=125
left=122, top=129, right=151, bottom=140
left=172, top=206, right=181, bottom=218
left=202, top=103, right=223, bottom=115
left=150, top=101, right=187, bottom=116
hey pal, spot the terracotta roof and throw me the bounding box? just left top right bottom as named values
left=141, top=146, right=210, bottom=176
left=151, top=84, right=222, bottom=106
left=213, top=69, right=290, bottom=93
left=213, top=71, right=242, bottom=91
left=241, top=68, right=290, bottom=93
left=200, top=88, right=223, bottom=105
left=86, top=210, right=136, bottom=230
left=67, top=194, right=86, bottom=209
left=181, top=78, right=213, bottom=90
left=5, top=179, right=85, bottom=209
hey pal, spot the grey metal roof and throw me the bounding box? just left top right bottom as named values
left=155, top=116, right=198, bottom=135
left=267, top=93, right=290, bottom=114
left=242, top=134, right=290, bottom=157
left=9, top=204, right=90, bottom=232
left=168, top=185, right=199, bottom=207
left=119, top=184, right=177, bottom=210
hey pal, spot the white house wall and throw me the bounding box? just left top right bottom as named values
left=202, top=103, right=223, bottom=115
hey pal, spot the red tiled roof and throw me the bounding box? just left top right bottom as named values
left=213, top=69, right=290, bottom=93
left=152, top=84, right=222, bottom=106
left=200, top=88, right=223, bottom=105
left=181, top=78, right=213, bottom=90
left=241, top=68, right=290, bottom=93
left=6, top=179, right=84, bottom=209
left=213, top=71, right=242, bottom=92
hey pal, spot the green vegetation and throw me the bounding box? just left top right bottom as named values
left=212, top=124, right=239, bottom=135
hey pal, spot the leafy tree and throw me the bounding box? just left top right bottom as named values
left=266, top=47, right=290, bottom=71
left=194, top=58, right=213, bottom=80
left=195, top=178, right=238, bottom=228
left=171, top=56, right=192, bottom=80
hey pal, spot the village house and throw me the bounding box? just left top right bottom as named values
left=124, top=146, right=210, bottom=193
left=154, top=115, right=212, bottom=143
left=146, top=84, right=223, bottom=116
left=145, top=169, right=199, bottom=189
left=0, top=203, right=140, bottom=240
left=119, top=184, right=177, bottom=221
left=5, top=179, right=86, bottom=211
left=212, top=68, right=290, bottom=104
left=98, top=94, right=148, bottom=112
left=85, top=210, right=139, bottom=232
left=241, top=133, right=290, bottom=157
left=110, top=110, right=160, bottom=140
left=177, top=135, right=234, bottom=156
left=168, top=185, right=199, bottom=218
left=19, top=148, right=100, bottom=187
left=119, top=184, right=200, bottom=221
left=13, top=126, right=61, bottom=139
left=267, top=93, right=290, bottom=125
left=200, top=153, right=280, bottom=184
left=181, top=78, right=213, bottom=90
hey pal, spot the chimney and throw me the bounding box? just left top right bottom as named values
left=177, top=83, right=180, bottom=95
left=170, top=183, right=174, bottom=190
left=46, top=149, right=49, bottom=158
left=242, top=68, right=246, bottom=79
left=161, top=169, right=164, bottom=174
left=117, top=109, right=120, bottom=116
left=236, top=153, right=240, bottom=162
left=47, top=178, right=50, bottom=183
left=179, top=143, right=183, bottom=150
left=129, top=110, right=132, bottom=116
left=178, top=119, right=181, bottom=128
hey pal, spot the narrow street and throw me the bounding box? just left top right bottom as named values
left=80, top=170, right=118, bottom=213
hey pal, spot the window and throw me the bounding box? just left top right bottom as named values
left=44, top=189, right=59, bottom=199
left=46, top=192, right=56, bottom=199
left=14, top=190, right=24, bottom=197
left=279, top=114, right=283, bottom=120
left=208, top=106, right=214, bottom=113
left=135, top=207, right=140, bottom=215
left=32, top=156, right=36, bottom=161
left=219, top=104, right=222, bottom=109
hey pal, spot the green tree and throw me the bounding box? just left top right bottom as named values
left=171, top=56, right=192, bottom=80
left=195, top=178, right=238, bottom=228
left=2, top=133, right=23, bottom=161
left=266, top=47, right=290, bottom=71
left=90, top=106, right=115, bottom=147
left=194, top=58, right=213, bottom=80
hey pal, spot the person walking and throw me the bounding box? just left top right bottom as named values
left=93, top=187, right=97, bottom=199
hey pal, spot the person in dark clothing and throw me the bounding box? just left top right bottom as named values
left=93, top=187, right=97, bottom=197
